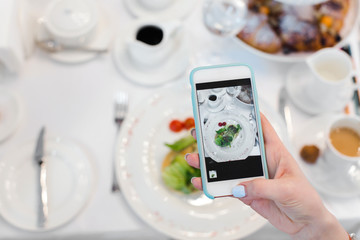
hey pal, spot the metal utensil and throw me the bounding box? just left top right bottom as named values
left=36, top=39, right=108, bottom=54
left=111, top=92, right=129, bottom=193
left=278, top=87, right=293, bottom=139
left=34, top=126, right=48, bottom=228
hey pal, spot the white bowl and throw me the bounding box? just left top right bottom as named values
left=234, top=0, right=359, bottom=62
left=44, top=0, right=99, bottom=46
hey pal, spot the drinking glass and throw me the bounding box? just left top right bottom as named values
left=203, top=0, right=248, bottom=37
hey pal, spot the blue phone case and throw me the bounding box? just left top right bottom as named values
left=189, top=63, right=268, bottom=199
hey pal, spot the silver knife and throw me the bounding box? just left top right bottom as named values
left=34, top=127, right=48, bottom=228
left=278, top=87, right=293, bottom=139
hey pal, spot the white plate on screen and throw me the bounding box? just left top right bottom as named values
left=233, top=0, right=359, bottom=62
left=203, top=111, right=255, bottom=162
left=35, top=9, right=112, bottom=64
left=112, top=24, right=188, bottom=87
left=0, top=88, right=22, bottom=143
left=123, top=0, right=194, bottom=20
left=115, top=87, right=267, bottom=240
left=292, top=114, right=360, bottom=198
left=0, top=138, right=96, bottom=231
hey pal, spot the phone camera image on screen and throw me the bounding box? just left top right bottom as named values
left=196, top=79, right=264, bottom=182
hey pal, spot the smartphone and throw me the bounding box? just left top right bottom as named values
left=190, top=64, right=268, bottom=199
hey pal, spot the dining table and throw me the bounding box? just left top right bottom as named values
left=0, top=0, right=360, bottom=239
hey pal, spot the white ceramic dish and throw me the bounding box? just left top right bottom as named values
left=114, top=86, right=291, bottom=240
left=35, top=8, right=112, bottom=64
left=0, top=88, right=22, bottom=142
left=233, top=0, right=359, bottom=62
left=123, top=0, right=194, bottom=20
left=203, top=111, right=255, bottom=162
left=115, top=87, right=267, bottom=240
left=0, top=138, right=96, bottom=231
left=285, top=63, right=350, bottom=115
left=292, top=114, right=360, bottom=198
left=112, top=22, right=188, bottom=86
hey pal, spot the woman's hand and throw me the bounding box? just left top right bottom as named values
left=185, top=114, right=348, bottom=240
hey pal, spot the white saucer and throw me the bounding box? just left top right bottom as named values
left=0, top=137, right=96, bottom=231
left=112, top=24, right=189, bottom=87
left=124, top=0, right=194, bottom=20
left=35, top=9, right=112, bottom=64
left=0, top=88, right=22, bottom=143
left=285, top=63, right=350, bottom=115
left=292, top=114, right=360, bottom=198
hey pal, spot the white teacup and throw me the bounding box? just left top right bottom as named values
left=127, top=20, right=182, bottom=67
left=138, top=0, right=174, bottom=11
left=324, top=115, right=360, bottom=172
left=207, top=94, right=223, bottom=109
left=305, top=48, right=359, bottom=111
left=43, top=0, right=99, bottom=47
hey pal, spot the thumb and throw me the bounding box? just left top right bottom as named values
left=232, top=178, right=283, bottom=202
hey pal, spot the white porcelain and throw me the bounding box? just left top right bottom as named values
left=114, top=87, right=267, bottom=240
left=293, top=114, right=360, bottom=197
left=137, top=0, right=174, bottom=11
left=305, top=48, right=359, bottom=108
left=124, top=0, right=193, bottom=20
left=112, top=20, right=188, bottom=86
left=0, top=137, right=96, bottom=231
left=36, top=8, right=112, bottom=64
left=127, top=21, right=182, bottom=68
left=285, top=63, right=353, bottom=115
left=323, top=115, right=360, bottom=170
left=274, top=0, right=327, bottom=4
left=0, top=88, right=22, bottom=142
left=44, top=0, right=99, bottom=47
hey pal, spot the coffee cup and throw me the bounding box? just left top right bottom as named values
left=138, top=0, right=174, bottom=11
left=324, top=115, right=360, bottom=172
left=207, top=94, right=223, bottom=109
left=127, top=20, right=182, bottom=67
left=305, top=48, right=360, bottom=111
left=43, top=0, right=99, bottom=46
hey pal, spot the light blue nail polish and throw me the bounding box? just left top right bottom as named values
left=232, top=185, right=246, bottom=198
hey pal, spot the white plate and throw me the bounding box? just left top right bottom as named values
left=115, top=87, right=267, bottom=240
left=292, top=114, right=360, bottom=198
left=35, top=9, right=112, bottom=64
left=112, top=23, right=189, bottom=87
left=233, top=0, right=359, bottom=62
left=204, top=111, right=255, bottom=162
left=285, top=63, right=350, bottom=115
left=123, top=0, right=194, bottom=20
left=0, top=88, right=22, bottom=142
left=0, top=138, right=96, bottom=231
left=274, top=0, right=327, bottom=5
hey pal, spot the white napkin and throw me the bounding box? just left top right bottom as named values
left=0, top=0, right=24, bottom=73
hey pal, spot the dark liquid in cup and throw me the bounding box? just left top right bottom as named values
left=209, top=95, right=217, bottom=101
left=136, top=25, right=163, bottom=46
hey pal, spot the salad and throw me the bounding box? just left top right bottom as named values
left=214, top=123, right=242, bottom=147
left=162, top=135, right=201, bottom=194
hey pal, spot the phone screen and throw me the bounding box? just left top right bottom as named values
left=196, top=78, right=264, bottom=182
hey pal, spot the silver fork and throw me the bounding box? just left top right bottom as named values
left=111, top=92, right=129, bottom=193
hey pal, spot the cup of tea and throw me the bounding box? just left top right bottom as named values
left=324, top=115, right=360, bottom=170
left=127, top=20, right=182, bottom=67
left=43, top=0, right=99, bottom=47
left=304, top=48, right=360, bottom=111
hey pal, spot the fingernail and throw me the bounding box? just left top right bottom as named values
left=184, top=153, right=190, bottom=161
left=191, top=177, right=196, bottom=184
left=190, top=128, right=196, bottom=136
left=232, top=185, right=246, bottom=198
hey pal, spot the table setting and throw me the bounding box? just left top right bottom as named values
left=0, top=0, right=360, bottom=239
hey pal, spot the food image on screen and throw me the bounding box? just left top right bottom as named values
left=215, top=123, right=241, bottom=148
left=196, top=79, right=264, bottom=182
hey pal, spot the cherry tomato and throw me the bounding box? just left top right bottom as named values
left=184, top=117, right=195, bottom=130
left=169, top=120, right=184, bottom=132
left=218, top=122, right=222, bottom=127
left=223, top=122, right=226, bottom=126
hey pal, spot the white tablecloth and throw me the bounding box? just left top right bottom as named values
left=0, top=0, right=359, bottom=239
